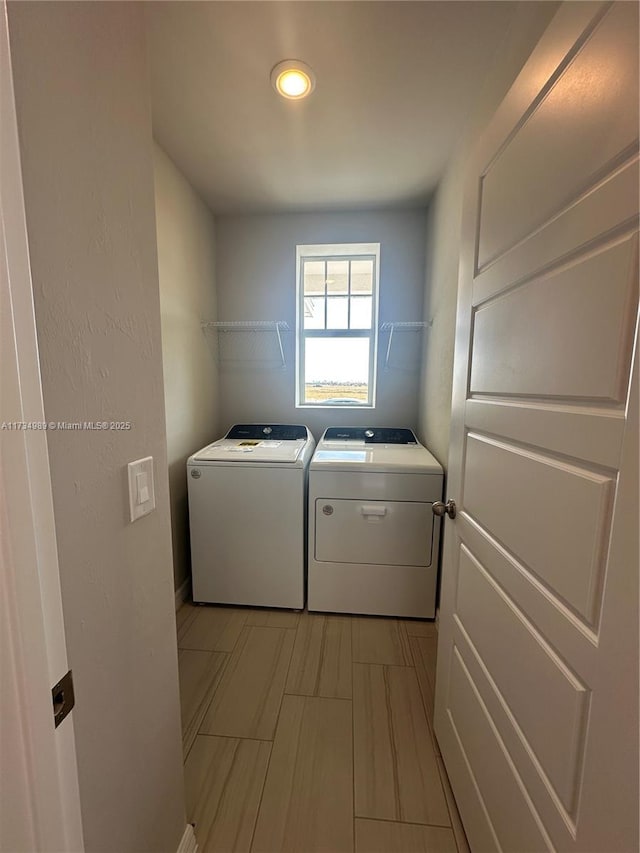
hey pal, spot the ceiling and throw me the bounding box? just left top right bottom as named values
left=148, top=2, right=528, bottom=215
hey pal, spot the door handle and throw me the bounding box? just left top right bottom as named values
left=360, top=505, right=387, bottom=522
left=432, top=500, right=457, bottom=519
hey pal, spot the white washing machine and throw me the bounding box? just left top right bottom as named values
left=187, top=424, right=315, bottom=608
left=307, top=427, right=443, bottom=618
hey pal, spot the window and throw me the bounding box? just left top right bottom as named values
left=296, top=243, right=380, bottom=408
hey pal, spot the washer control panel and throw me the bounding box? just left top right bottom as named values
left=226, top=424, right=308, bottom=441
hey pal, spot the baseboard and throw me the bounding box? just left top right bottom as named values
left=176, top=823, right=197, bottom=853
left=175, top=577, right=191, bottom=611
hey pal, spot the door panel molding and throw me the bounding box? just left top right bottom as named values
left=477, top=2, right=637, bottom=269
left=455, top=546, right=590, bottom=815
left=474, top=139, right=638, bottom=306
left=463, top=431, right=615, bottom=625
left=465, top=398, right=626, bottom=469
left=452, top=621, right=588, bottom=840
left=447, top=648, right=553, bottom=852
left=471, top=235, right=638, bottom=403
left=457, top=513, right=601, bottom=663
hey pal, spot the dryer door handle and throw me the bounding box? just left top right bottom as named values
left=360, top=505, right=387, bottom=522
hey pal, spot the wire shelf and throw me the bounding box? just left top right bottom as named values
left=380, top=320, right=431, bottom=369
left=201, top=320, right=290, bottom=367
left=379, top=321, right=431, bottom=331
left=202, top=320, right=290, bottom=331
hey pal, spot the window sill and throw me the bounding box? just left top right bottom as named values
left=296, top=403, right=376, bottom=410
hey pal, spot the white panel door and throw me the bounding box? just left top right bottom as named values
left=434, top=3, right=639, bottom=852
left=1, top=3, right=83, bottom=849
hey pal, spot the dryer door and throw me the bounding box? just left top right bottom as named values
left=314, top=498, right=434, bottom=567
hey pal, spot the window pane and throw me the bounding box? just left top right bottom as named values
left=351, top=259, right=373, bottom=293
left=327, top=296, right=348, bottom=329
left=304, top=337, right=370, bottom=404
left=304, top=260, right=325, bottom=295
left=326, top=260, right=349, bottom=294
left=303, top=296, right=325, bottom=329
left=350, top=296, right=372, bottom=329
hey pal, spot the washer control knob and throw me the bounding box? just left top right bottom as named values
left=322, top=505, right=334, bottom=516
left=364, top=429, right=375, bottom=438
left=191, top=469, right=201, bottom=479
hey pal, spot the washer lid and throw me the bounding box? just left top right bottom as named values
left=193, top=438, right=306, bottom=463
left=191, top=424, right=311, bottom=464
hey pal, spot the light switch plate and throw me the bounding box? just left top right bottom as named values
left=127, top=456, right=155, bottom=522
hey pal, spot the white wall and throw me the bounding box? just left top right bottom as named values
left=215, top=210, right=427, bottom=439
left=7, top=4, right=186, bottom=852
left=417, top=1, right=560, bottom=468
left=153, top=143, right=220, bottom=595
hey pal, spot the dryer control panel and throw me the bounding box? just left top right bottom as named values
left=323, top=427, right=418, bottom=444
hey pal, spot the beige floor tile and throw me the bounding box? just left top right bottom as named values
left=179, top=605, right=248, bottom=652
left=286, top=612, right=352, bottom=699
left=178, top=650, right=227, bottom=759
left=353, top=663, right=449, bottom=826
left=355, top=818, right=457, bottom=853
left=403, top=618, right=438, bottom=638
left=436, top=754, right=471, bottom=853
left=252, top=695, right=353, bottom=853
left=185, top=735, right=271, bottom=853
left=410, top=636, right=438, bottom=745
left=412, top=634, right=438, bottom=685
left=176, top=603, right=198, bottom=644
left=200, top=626, right=294, bottom=740
left=352, top=616, right=413, bottom=665
left=245, top=609, right=300, bottom=629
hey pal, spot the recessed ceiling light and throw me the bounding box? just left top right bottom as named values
left=271, top=60, right=316, bottom=100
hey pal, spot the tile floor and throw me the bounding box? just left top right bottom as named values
left=176, top=603, right=470, bottom=853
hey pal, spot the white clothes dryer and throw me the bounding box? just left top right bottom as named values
left=187, top=424, right=315, bottom=608
left=307, top=427, right=443, bottom=617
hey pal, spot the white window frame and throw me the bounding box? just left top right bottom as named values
left=295, top=242, right=380, bottom=409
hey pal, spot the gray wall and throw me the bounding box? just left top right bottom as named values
left=153, top=143, right=220, bottom=595
left=215, top=209, right=428, bottom=439
left=417, top=1, right=560, bottom=469
left=8, top=4, right=186, bottom=851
